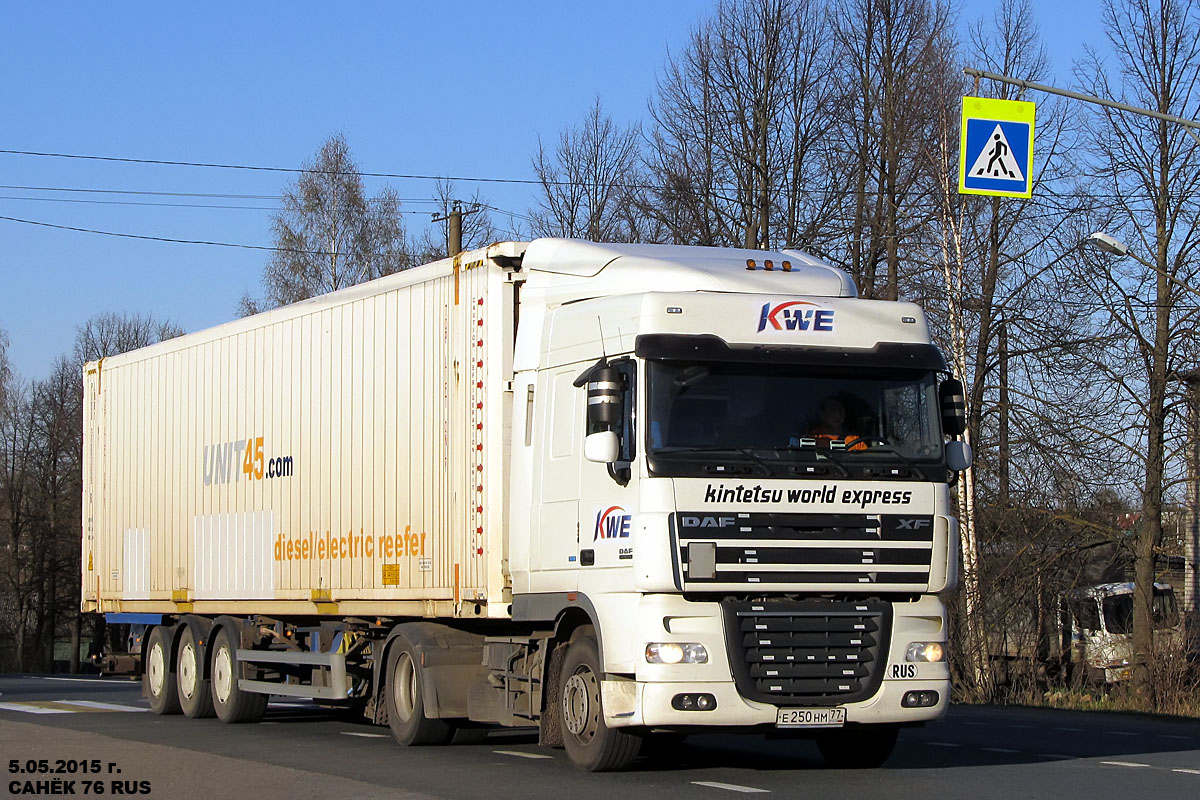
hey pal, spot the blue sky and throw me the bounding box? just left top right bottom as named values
left=0, top=1, right=1104, bottom=379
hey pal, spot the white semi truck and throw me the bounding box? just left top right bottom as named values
left=82, top=239, right=969, bottom=771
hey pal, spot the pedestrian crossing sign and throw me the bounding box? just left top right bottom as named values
left=959, top=96, right=1035, bottom=198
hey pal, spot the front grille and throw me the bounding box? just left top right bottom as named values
left=673, top=512, right=934, bottom=591
left=723, top=599, right=891, bottom=705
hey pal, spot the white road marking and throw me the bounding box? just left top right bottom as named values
left=926, top=742, right=961, bottom=747
left=1039, top=754, right=1075, bottom=760
left=1054, top=727, right=1082, bottom=732
left=39, top=676, right=119, bottom=683
left=1101, top=761, right=1150, bottom=768
left=55, top=700, right=146, bottom=712
left=1008, top=724, right=1034, bottom=729
left=1107, top=731, right=1137, bottom=736
left=0, top=702, right=71, bottom=714
left=269, top=701, right=312, bottom=708
left=981, top=747, right=1019, bottom=754
left=691, top=781, right=770, bottom=794
left=341, top=732, right=389, bottom=739
left=1172, top=768, right=1200, bottom=775
left=493, top=750, right=553, bottom=760
left=1160, top=734, right=1192, bottom=740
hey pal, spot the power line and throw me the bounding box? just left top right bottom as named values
left=0, top=195, right=438, bottom=214
left=0, top=147, right=549, bottom=186
left=0, top=213, right=338, bottom=254
left=0, top=183, right=439, bottom=203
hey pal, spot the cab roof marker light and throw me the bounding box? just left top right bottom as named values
left=782, top=260, right=792, bottom=271
left=746, top=258, right=757, bottom=270
left=764, top=259, right=774, bottom=271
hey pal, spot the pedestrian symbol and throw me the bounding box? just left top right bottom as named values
left=959, top=96, right=1035, bottom=198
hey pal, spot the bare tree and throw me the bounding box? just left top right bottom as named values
left=828, top=0, right=953, bottom=299
left=645, top=0, right=835, bottom=250
left=74, top=311, right=183, bottom=365
left=1075, top=0, right=1200, bottom=706
left=241, top=133, right=411, bottom=314
left=531, top=98, right=643, bottom=242
left=0, top=327, right=9, bottom=407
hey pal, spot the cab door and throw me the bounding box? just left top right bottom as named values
left=529, top=367, right=582, bottom=592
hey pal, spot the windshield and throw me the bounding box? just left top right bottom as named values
left=1102, top=590, right=1179, bottom=635
left=646, top=360, right=943, bottom=478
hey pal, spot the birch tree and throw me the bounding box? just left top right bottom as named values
left=1075, top=0, right=1200, bottom=704
left=241, top=134, right=411, bottom=313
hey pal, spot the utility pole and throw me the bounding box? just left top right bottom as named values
left=999, top=315, right=1010, bottom=507
left=432, top=201, right=481, bottom=258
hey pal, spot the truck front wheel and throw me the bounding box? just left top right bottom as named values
left=385, top=636, right=453, bottom=745
left=144, top=626, right=180, bottom=715
left=558, top=627, right=641, bottom=772
left=816, top=724, right=898, bottom=768
left=211, top=628, right=267, bottom=723
left=176, top=625, right=214, bottom=718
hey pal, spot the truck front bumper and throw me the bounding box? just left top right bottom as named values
left=597, top=592, right=951, bottom=729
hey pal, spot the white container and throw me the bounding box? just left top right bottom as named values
left=82, top=243, right=524, bottom=619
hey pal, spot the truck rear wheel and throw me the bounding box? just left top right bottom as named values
left=816, top=724, right=898, bottom=768
left=559, top=627, right=642, bottom=772
left=385, top=636, right=453, bottom=745
left=211, top=628, right=267, bottom=723
left=176, top=625, right=214, bottom=718
left=144, top=626, right=180, bottom=715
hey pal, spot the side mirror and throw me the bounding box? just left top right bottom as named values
left=939, top=378, right=966, bottom=437
left=586, top=365, right=623, bottom=428
left=584, top=431, right=619, bottom=463
left=946, top=440, right=973, bottom=472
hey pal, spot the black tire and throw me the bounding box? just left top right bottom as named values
left=559, top=627, right=642, bottom=772
left=211, top=628, right=267, bottom=723
left=816, top=725, right=898, bottom=768
left=385, top=635, right=453, bottom=745
left=176, top=625, right=214, bottom=718
left=144, top=626, right=181, bottom=715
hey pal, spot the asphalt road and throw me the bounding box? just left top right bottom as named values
left=1, top=674, right=1198, bottom=799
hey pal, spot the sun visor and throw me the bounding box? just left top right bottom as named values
left=635, top=333, right=947, bottom=371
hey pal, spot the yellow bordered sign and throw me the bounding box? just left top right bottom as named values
left=959, top=96, right=1035, bottom=198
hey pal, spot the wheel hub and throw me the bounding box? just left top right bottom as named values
left=562, top=671, right=598, bottom=739
left=392, top=652, right=416, bottom=723
left=148, top=642, right=165, bottom=696
left=179, top=643, right=197, bottom=699
left=213, top=645, right=232, bottom=704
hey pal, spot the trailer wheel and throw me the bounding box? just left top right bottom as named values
left=176, top=625, right=214, bottom=718
left=144, top=626, right=180, bottom=715
left=211, top=628, right=267, bottom=723
left=816, top=724, right=898, bottom=768
left=559, top=627, right=641, bottom=772
left=385, top=636, right=453, bottom=745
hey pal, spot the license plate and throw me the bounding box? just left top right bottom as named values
left=775, top=707, right=846, bottom=728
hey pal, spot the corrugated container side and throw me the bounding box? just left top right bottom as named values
left=82, top=250, right=515, bottom=619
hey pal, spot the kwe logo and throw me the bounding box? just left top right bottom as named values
left=594, top=506, right=632, bottom=541
left=757, top=301, right=835, bottom=333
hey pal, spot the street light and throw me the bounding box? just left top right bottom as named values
left=1086, top=231, right=1200, bottom=302
left=1086, top=232, right=1132, bottom=259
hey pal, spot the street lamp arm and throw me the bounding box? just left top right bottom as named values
left=964, top=67, right=1200, bottom=147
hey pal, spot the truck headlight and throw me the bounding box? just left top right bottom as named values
left=646, top=642, right=709, bottom=664
left=906, top=642, right=945, bottom=663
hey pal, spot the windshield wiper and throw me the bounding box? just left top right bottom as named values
left=782, top=438, right=927, bottom=480
left=852, top=443, right=929, bottom=481
left=654, top=446, right=776, bottom=476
